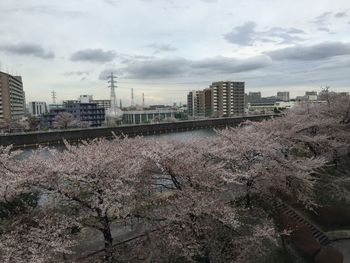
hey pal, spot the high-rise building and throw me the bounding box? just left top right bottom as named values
left=187, top=81, right=245, bottom=118
left=210, top=81, right=245, bottom=117
left=277, top=91, right=290, bottom=102
left=28, top=101, right=48, bottom=117
left=187, top=90, right=205, bottom=117
left=204, top=88, right=213, bottom=117
left=0, top=71, right=25, bottom=120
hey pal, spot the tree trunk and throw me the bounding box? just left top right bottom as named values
left=101, top=217, right=114, bottom=262
left=245, top=192, right=251, bottom=208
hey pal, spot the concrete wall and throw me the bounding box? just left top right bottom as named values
left=0, top=114, right=276, bottom=148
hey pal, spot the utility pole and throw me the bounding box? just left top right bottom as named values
left=131, top=88, right=135, bottom=107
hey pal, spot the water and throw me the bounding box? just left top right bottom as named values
left=17, top=129, right=217, bottom=159
left=149, top=129, right=216, bottom=141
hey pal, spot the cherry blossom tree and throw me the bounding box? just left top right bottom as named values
left=207, top=125, right=325, bottom=209
left=0, top=92, right=348, bottom=262
left=28, top=138, right=151, bottom=262
left=0, top=119, right=10, bottom=133
left=0, top=146, right=80, bottom=262
left=53, top=112, right=76, bottom=129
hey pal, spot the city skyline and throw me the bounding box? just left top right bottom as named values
left=0, top=0, right=349, bottom=105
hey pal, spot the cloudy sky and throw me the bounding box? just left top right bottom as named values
left=0, top=0, right=349, bottom=105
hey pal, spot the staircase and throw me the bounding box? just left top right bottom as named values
left=275, top=200, right=332, bottom=247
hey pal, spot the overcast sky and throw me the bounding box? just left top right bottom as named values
left=0, top=0, right=349, bottom=105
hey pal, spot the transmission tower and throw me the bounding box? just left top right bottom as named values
left=51, top=91, right=57, bottom=104
left=108, top=73, right=117, bottom=108
left=131, top=88, right=135, bottom=107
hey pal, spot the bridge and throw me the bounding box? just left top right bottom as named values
left=0, top=114, right=277, bottom=148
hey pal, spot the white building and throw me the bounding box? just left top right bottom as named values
left=277, top=91, right=290, bottom=102
left=79, top=95, right=93, bottom=103
left=28, top=101, right=48, bottom=117
left=123, top=109, right=177, bottom=124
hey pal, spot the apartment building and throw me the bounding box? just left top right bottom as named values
left=187, top=81, right=245, bottom=118
left=64, top=101, right=105, bottom=127
left=210, top=81, right=245, bottom=117
left=79, top=95, right=111, bottom=110
left=0, top=71, right=25, bottom=120
left=187, top=90, right=205, bottom=117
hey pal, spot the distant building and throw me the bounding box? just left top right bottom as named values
left=28, top=101, right=48, bottom=117
left=305, top=91, right=318, bottom=101
left=79, top=95, right=111, bottom=110
left=40, top=108, right=66, bottom=128
left=247, top=92, right=262, bottom=103
left=187, top=90, right=205, bottom=117
left=79, top=95, right=93, bottom=103
left=204, top=88, right=213, bottom=117
left=0, top=71, right=25, bottom=120
left=248, top=101, right=295, bottom=113
left=41, top=101, right=105, bottom=128
left=123, top=109, right=178, bottom=124
left=187, top=81, right=245, bottom=118
left=210, top=81, right=245, bottom=117
left=64, top=101, right=105, bottom=127
left=245, top=92, right=280, bottom=106
left=277, top=91, right=290, bottom=102
left=92, top=100, right=111, bottom=110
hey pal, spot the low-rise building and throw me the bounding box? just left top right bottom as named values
left=41, top=101, right=105, bottom=128
left=123, top=109, right=178, bottom=124
left=28, top=101, right=48, bottom=117
left=64, top=101, right=105, bottom=127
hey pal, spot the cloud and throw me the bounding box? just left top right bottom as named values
left=334, top=11, right=347, bottom=18
left=99, top=68, right=124, bottom=80
left=224, top=22, right=305, bottom=46
left=70, top=49, right=116, bottom=63
left=123, top=58, right=188, bottom=78
left=312, top=12, right=332, bottom=25
left=224, top=22, right=257, bottom=45
left=103, top=0, right=120, bottom=6
left=266, top=42, right=350, bottom=61
left=0, top=42, right=55, bottom=59
left=116, top=55, right=270, bottom=79
left=0, top=5, right=82, bottom=17
left=146, top=43, right=177, bottom=53
left=64, top=71, right=90, bottom=76
left=317, top=27, right=331, bottom=33
left=191, top=56, right=270, bottom=74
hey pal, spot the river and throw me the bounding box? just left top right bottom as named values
left=17, top=129, right=217, bottom=159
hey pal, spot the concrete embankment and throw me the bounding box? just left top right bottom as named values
left=0, top=115, right=275, bottom=148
